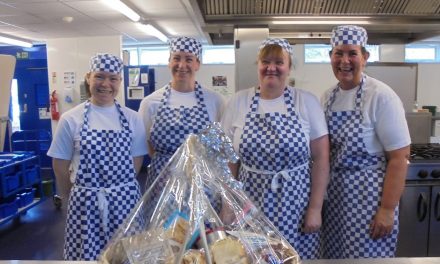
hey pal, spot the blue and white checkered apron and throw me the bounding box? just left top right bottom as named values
left=321, top=76, right=398, bottom=258
left=238, top=87, right=320, bottom=259
left=64, top=100, right=141, bottom=260
left=146, top=82, right=211, bottom=189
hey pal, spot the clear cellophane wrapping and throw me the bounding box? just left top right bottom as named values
left=99, top=123, right=301, bottom=264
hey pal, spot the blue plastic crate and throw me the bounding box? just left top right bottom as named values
left=5, top=173, right=21, bottom=192
left=0, top=153, right=26, bottom=161
left=15, top=194, right=24, bottom=208
left=0, top=162, right=18, bottom=178
left=0, top=200, right=18, bottom=219
left=16, top=191, right=34, bottom=207
left=16, top=189, right=34, bottom=208
left=24, top=166, right=39, bottom=185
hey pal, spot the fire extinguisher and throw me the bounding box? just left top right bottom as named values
left=50, top=90, right=60, bottom=121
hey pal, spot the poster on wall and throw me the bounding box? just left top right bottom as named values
left=64, top=71, right=76, bottom=85
left=212, top=76, right=227, bottom=87
left=211, top=75, right=234, bottom=99
left=128, top=68, right=141, bottom=86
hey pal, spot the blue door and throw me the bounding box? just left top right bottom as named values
left=16, top=64, right=51, bottom=132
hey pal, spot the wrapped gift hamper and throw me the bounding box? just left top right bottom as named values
left=99, top=123, right=300, bottom=264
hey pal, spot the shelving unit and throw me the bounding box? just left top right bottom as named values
left=0, top=152, right=43, bottom=226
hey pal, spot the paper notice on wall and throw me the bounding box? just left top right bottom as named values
left=128, top=68, right=141, bottom=86
left=52, top=72, right=57, bottom=84
left=210, top=86, right=234, bottom=100
left=127, top=86, right=144, bottom=99
left=64, top=71, right=75, bottom=85
left=141, top=73, right=148, bottom=84
left=210, top=75, right=234, bottom=99
left=38, top=107, right=51, bottom=119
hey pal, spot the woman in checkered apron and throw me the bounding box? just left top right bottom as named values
left=138, top=37, right=225, bottom=195
left=320, top=25, right=411, bottom=258
left=47, top=54, right=148, bottom=260
left=221, top=38, right=330, bottom=259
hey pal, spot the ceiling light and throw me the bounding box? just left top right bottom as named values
left=272, top=16, right=371, bottom=25
left=137, top=23, right=168, bottom=43
left=62, top=16, right=74, bottom=23
left=272, top=20, right=370, bottom=25
left=273, top=16, right=372, bottom=20
left=270, top=32, right=332, bottom=39
left=102, top=0, right=140, bottom=22
left=0, top=35, right=33, bottom=48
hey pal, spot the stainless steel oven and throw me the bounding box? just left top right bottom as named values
left=396, top=143, right=440, bottom=257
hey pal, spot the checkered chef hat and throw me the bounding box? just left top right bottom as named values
left=259, top=38, right=293, bottom=55
left=89, top=53, right=123, bottom=74
left=331, top=25, right=368, bottom=47
left=169, top=36, right=202, bottom=60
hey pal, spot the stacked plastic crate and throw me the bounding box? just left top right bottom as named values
left=0, top=152, right=42, bottom=224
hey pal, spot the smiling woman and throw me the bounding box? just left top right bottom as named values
left=47, top=53, right=148, bottom=261
left=321, top=25, right=411, bottom=259
left=138, top=36, right=226, bottom=201
left=221, top=38, right=330, bottom=260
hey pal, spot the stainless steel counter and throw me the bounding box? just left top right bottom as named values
left=303, top=258, right=440, bottom=264
left=1, top=258, right=439, bottom=264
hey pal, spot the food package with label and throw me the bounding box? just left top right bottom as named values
left=99, top=123, right=301, bottom=264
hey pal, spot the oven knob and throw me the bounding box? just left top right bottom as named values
left=431, top=169, right=440, bottom=179
left=418, top=170, right=429, bottom=178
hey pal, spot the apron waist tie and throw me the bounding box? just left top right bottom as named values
left=241, top=163, right=309, bottom=192
left=74, top=181, right=136, bottom=235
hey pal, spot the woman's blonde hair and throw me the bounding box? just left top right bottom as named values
left=258, top=44, right=292, bottom=68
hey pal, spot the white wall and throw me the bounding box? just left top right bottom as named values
left=151, top=43, right=439, bottom=111
left=46, top=35, right=122, bottom=134
left=46, top=38, right=440, bottom=133
left=151, top=64, right=236, bottom=99
left=288, top=44, right=439, bottom=112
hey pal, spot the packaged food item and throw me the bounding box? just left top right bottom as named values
left=101, top=229, right=174, bottom=264
left=98, top=123, right=301, bottom=264
left=182, top=249, right=206, bottom=264
left=210, top=237, right=248, bottom=264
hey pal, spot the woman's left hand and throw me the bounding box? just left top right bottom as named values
left=370, top=207, right=394, bottom=239
left=303, top=207, right=322, bottom=233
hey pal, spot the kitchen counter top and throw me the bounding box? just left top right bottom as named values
left=303, top=258, right=440, bottom=264
left=1, top=258, right=440, bottom=264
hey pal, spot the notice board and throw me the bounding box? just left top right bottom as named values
left=364, top=62, right=417, bottom=112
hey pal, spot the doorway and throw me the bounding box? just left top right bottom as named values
left=11, top=79, right=20, bottom=132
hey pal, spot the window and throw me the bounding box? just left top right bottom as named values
left=304, top=44, right=332, bottom=63
left=139, top=47, right=169, bottom=65
left=123, top=45, right=235, bottom=66
left=405, top=44, right=437, bottom=62
left=11, top=79, right=20, bottom=132
left=124, top=48, right=139, bottom=66
left=202, top=46, right=235, bottom=64
left=304, top=44, right=380, bottom=63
